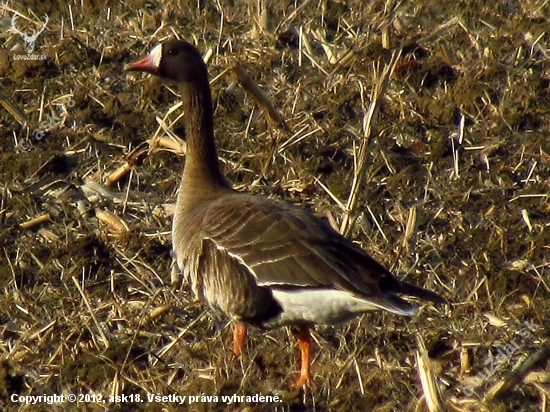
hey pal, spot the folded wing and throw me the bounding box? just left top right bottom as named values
left=201, top=192, right=444, bottom=310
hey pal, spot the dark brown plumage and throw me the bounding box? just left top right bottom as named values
left=126, top=39, right=446, bottom=387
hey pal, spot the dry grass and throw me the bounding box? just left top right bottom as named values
left=1, top=0, right=550, bottom=411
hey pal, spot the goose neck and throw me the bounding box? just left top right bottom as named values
left=179, top=80, right=227, bottom=189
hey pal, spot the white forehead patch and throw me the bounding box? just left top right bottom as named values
left=149, top=43, right=162, bottom=68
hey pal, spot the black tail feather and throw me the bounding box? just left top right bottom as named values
left=396, top=281, right=447, bottom=304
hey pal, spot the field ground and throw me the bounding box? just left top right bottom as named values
left=1, top=1, right=549, bottom=411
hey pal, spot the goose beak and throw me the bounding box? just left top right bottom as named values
left=126, top=43, right=162, bottom=73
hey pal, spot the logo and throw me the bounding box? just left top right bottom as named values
left=11, top=12, right=49, bottom=54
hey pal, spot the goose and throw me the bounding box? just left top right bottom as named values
left=126, top=39, right=446, bottom=387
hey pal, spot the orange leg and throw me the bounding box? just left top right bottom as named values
left=293, top=326, right=312, bottom=387
left=233, top=322, right=247, bottom=357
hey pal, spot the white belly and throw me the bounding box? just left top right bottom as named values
left=264, top=288, right=415, bottom=327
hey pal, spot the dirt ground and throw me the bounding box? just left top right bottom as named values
left=1, top=0, right=549, bottom=411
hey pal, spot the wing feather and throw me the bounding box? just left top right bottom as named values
left=201, top=193, right=391, bottom=298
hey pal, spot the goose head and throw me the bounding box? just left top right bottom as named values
left=126, top=39, right=208, bottom=84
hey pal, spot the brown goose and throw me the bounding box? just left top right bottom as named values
left=126, top=39, right=446, bottom=388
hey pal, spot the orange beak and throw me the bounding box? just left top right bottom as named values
left=125, top=43, right=162, bottom=73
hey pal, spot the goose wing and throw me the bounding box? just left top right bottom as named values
left=201, top=192, right=443, bottom=305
